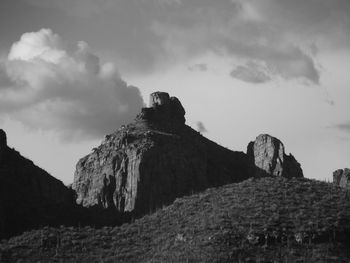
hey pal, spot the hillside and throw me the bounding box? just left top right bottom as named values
left=0, top=129, right=74, bottom=239
left=0, top=92, right=304, bottom=240
left=1, top=177, right=350, bottom=262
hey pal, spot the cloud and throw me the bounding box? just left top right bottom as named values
left=22, top=0, right=350, bottom=81
left=149, top=1, right=321, bottom=84
left=0, top=28, right=144, bottom=141
left=0, top=63, right=16, bottom=88
left=334, top=123, right=350, bottom=133
left=230, top=61, right=271, bottom=83
left=188, top=63, right=208, bottom=72
left=195, top=121, right=207, bottom=133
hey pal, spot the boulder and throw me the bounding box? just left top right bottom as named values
left=333, top=168, right=350, bottom=188
left=247, top=134, right=303, bottom=178
left=73, top=92, right=249, bottom=216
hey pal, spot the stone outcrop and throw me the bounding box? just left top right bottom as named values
left=0, top=129, right=6, bottom=148
left=247, top=134, right=303, bottom=178
left=333, top=168, right=350, bottom=188
left=0, top=129, right=74, bottom=238
left=0, top=129, right=7, bottom=163
left=73, top=92, right=249, bottom=216
left=137, top=91, right=186, bottom=128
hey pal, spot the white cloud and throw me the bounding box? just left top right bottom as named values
left=0, top=28, right=144, bottom=140
left=8, top=29, right=66, bottom=63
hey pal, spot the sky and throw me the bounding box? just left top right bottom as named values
left=0, top=0, right=350, bottom=184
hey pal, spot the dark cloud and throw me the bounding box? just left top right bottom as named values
left=254, top=0, right=350, bottom=47
left=149, top=1, right=321, bottom=83
left=230, top=62, right=271, bottom=83
left=17, top=0, right=350, bottom=82
left=0, top=29, right=144, bottom=141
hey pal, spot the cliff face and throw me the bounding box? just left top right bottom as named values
left=333, top=168, right=350, bottom=188
left=73, top=93, right=304, bottom=216
left=247, top=134, right=303, bottom=178
left=73, top=92, right=249, bottom=215
left=0, top=129, right=74, bottom=238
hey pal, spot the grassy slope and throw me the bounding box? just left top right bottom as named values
left=1, top=177, right=350, bottom=262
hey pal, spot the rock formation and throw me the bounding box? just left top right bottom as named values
left=138, top=91, right=186, bottom=128
left=0, top=129, right=74, bottom=238
left=73, top=92, right=249, bottom=216
left=333, top=168, right=350, bottom=188
left=247, top=134, right=303, bottom=178
left=0, top=129, right=6, bottom=148
left=0, top=129, right=7, bottom=162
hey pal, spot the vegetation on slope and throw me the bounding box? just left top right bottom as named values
left=1, top=177, right=350, bottom=262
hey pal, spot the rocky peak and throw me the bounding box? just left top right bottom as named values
left=333, top=168, right=350, bottom=188
left=149, top=91, right=170, bottom=107
left=73, top=92, right=248, bottom=216
left=247, top=134, right=303, bottom=178
left=72, top=93, right=305, bottom=219
left=0, top=129, right=7, bottom=149
left=137, top=91, right=185, bottom=127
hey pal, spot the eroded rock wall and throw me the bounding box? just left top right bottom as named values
left=333, top=168, right=350, bottom=188
left=73, top=93, right=248, bottom=216
left=247, top=134, right=303, bottom=178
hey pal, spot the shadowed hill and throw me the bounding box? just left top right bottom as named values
left=0, top=129, right=74, bottom=239
left=0, top=92, right=305, bottom=240
left=2, top=177, right=350, bottom=262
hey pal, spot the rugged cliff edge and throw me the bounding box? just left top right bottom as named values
left=0, top=129, right=74, bottom=238
left=73, top=92, right=304, bottom=217
left=333, top=168, right=350, bottom=188
left=73, top=92, right=249, bottom=215
left=247, top=134, right=303, bottom=178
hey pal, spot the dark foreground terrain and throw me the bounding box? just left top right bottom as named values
left=1, top=177, right=350, bottom=262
